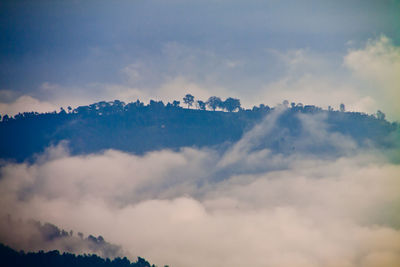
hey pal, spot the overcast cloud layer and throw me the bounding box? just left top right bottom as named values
left=1, top=1, right=400, bottom=120
left=1, top=113, right=399, bottom=267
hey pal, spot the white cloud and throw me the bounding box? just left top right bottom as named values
left=345, top=35, right=400, bottom=120
left=256, top=74, right=366, bottom=110
left=247, top=48, right=373, bottom=113
left=1, top=148, right=399, bottom=267
left=0, top=94, right=58, bottom=116
left=244, top=36, right=400, bottom=121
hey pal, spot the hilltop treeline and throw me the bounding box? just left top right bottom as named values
left=0, top=243, right=158, bottom=267
left=0, top=95, right=398, bottom=161
left=0, top=216, right=123, bottom=260
left=0, top=216, right=161, bottom=267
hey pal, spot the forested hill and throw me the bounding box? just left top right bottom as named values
left=0, top=243, right=155, bottom=267
left=0, top=216, right=158, bottom=267
left=0, top=99, right=398, bottom=162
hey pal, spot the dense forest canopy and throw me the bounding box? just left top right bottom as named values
left=0, top=243, right=157, bottom=267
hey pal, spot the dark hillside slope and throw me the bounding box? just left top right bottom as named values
left=0, top=243, right=154, bottom=267
left=0, top=100, right=398, bottom=161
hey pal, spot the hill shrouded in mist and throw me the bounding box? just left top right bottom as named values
left=0, top=243, right=155, bottom=267
left=1, top=97, right=399, bottom=267
left=0, top=98, right=398, bottom=162
left=0, top=216, right=158, bottom=267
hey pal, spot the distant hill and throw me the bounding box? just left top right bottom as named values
left=0, top=216, right=161, bottom=267
left=0, top=216, right=124, bottom=260
left=0, top=243, right=155, bottom=267
left=0, top=99, right=398, bottom=162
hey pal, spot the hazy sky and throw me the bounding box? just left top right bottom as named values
left=1, top=0, right=400, bottom=119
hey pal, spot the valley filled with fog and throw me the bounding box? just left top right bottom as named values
left=1, top=107, right=399, bottom=267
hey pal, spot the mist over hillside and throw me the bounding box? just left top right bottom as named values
left=1, top=97, right=399, bottom=267
left=0, top=216, right=124, bottom=260
left=0, top=98, right=398, bottom=162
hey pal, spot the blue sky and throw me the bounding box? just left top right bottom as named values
left=1, top=0, right=400, bottom=119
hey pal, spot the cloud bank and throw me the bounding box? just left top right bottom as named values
left=345, top=36, right=400, bottom=120
left=0, top=112, right=399, bottom=267
left=0, top=94, right=58, bottom=116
